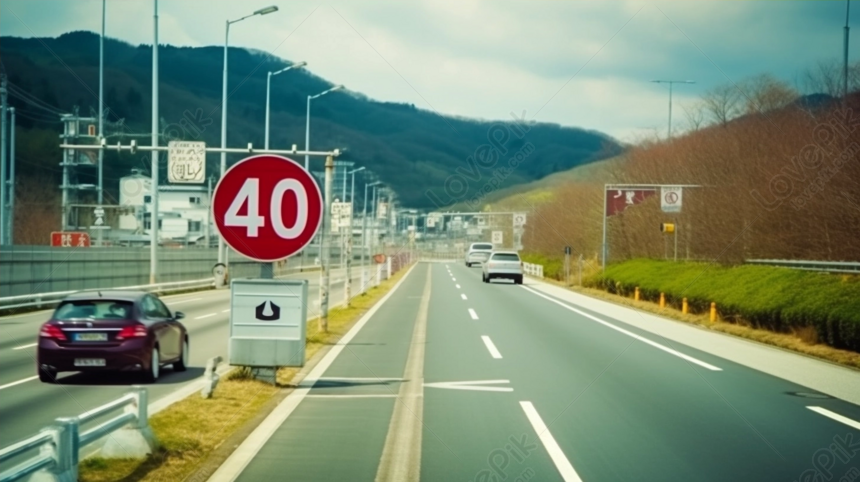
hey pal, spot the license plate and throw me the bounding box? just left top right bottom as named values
left=74, top=332, right=107, bottom=341
left=74, top=358, right=106, bottom=367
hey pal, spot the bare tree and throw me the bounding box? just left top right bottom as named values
left=737, top=73, right=798, bottom=114
left=681, top=101, right=707, bottom=132
left=850, top=60, right=860, bottom=94
left=803, top=59, right=842, bottom=97
left=702, top=83, right=741, bottom=127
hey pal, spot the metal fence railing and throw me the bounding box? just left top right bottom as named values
left=415, top=251, right=463, bottom=262
left=745, top=259, right=860, bottom=274
left=0, top=277, right=215, bottom=312
left=0, top=387, right=152, bottom=482
left=523, top=262, right=544, bottom=278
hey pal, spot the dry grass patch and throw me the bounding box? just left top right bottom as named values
left=79, top=265, right=413, bottom=482
left=79, top=379, right=277, bottom=482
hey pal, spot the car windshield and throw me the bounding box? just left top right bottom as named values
left=492, top=253, right=520, bottom=261
left=472, top=244, right=493, bottom=250
left=53, top=300, right=134, bottom=321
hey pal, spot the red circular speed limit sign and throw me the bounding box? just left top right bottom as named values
left=212, top=155, right=322, bottom=262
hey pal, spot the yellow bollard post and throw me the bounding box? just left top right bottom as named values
left=682, top=297, right=688, bottom=314
left=710, top=302, right=717, bottom=323
left=659, top=292, right=665, bottom=308
left=634, top=287, right=640, bottom=301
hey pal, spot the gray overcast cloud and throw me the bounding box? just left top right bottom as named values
left=1, top=0, right=857, bottom=141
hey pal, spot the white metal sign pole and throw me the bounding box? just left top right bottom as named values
left=601, top=184, right=608, bottom=271
left=320, top=155, right=333, bottom=332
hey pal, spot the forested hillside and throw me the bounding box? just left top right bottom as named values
left=0, top=31, right=621, bottom=213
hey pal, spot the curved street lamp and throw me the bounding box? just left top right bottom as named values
left=265, top=61, right=307, bottom=149
left=305, top=85, right=344, bottom=170
left=218, top=5, right=279, bottom=263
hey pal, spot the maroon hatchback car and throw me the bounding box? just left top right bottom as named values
left=37, top=291, right=189, bottom=383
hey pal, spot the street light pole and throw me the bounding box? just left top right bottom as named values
left=98, top=0, right=105, bottom=248
left=150, top=0, right=159, bottom=283
left=7, top=107, right=14, bottom=245
left=265, top=61, right=306, bottom=150
left=304, top=85, right=343, bottom=170
left=362, top=180, right=380, bottom=284
left=651, top=80, right=695, bottom=138
left=845, top=0, right=851, bottom=99
left=219, top=6, right=279, bottom=264
left=349, top=166, right=365, bottom=206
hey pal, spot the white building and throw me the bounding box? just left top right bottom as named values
left=117, top=173, right=213, bottom=245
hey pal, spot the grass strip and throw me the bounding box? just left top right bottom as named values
left=591, top=259, right=860, bottom=352
left=79, top=266, right=413, bottom=482
left=533, top=273, right=860, bottom=370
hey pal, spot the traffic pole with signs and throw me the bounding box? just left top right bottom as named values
left=602, top=184, right=699, bottom=270
left=211, top=154, right=323, bottom=379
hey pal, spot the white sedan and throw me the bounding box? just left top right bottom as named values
left=482, top=251, right=524, bottom=284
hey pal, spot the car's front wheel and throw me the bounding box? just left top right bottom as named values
left=143, top=346, right=160, bottom=383
left=466, top=262, right=471, bottom=267
left=173, top=339, right=189, bottom=372
left=38, top=366, right=57, bottom=384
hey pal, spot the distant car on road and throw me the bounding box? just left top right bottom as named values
left=482, top=251, right=524, bottom=284
left=37, top=291, right=188, bottom=384
left=465, top=242, right=494, bottom=267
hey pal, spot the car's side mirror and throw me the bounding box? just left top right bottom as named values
left=174, top=311, right=185, bottom=320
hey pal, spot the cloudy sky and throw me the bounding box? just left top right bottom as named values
left=1, top=0, right=857, bottom=141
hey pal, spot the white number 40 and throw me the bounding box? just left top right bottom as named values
left=224, top=178, right=309, bottom=238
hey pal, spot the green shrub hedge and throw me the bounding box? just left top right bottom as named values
left=587, top=259, right=860, bottom=352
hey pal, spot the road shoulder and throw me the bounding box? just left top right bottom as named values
left=524, top=278, right=860, bottom=405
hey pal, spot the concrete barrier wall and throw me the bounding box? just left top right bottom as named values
left=0, top=245, right=362, bottom=298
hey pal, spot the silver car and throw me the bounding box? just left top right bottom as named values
left=465, top=242, right=494, bottom=267
left=482, top=251, right=524, bottom=284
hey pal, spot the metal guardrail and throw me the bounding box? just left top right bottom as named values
left=745, top=259, right=860, bottom=274
left=0, top=277, right=216, bottom=311
left=523, top=262, right=544, bottom=278
left=0, top=387, right=151, bottom=482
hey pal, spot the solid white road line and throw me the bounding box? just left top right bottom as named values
left=519, top=401, right=583, bottom=482
left=461, top=294, right=467, bottom=300
left=222, top=309, right=231, bottom=313
left=481, top=336, right=502, bottom=359
left=306, top=394, right=399, bottom=399
left=456, top=284, right=461, bottom=289
left=208, top=264, right=418, bottom=482
left=0, top=376, right=38, bottom=390
left=168, top=297, right=202, bottom=305
left=468, top=308, right=479, bottom=320
left=521, top=286, right=722, bottom=371
left=194, top=313, right=217, bottom=320
left=807, top=406, right=860, bottom=430
left=12, top=343, right=37, bottom=350
left=316, top=377, right=405, bottom=382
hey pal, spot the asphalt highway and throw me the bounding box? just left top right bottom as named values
left=0, top=266, right=366, bottom=448
left=214, top=262, right=860, bottom=482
